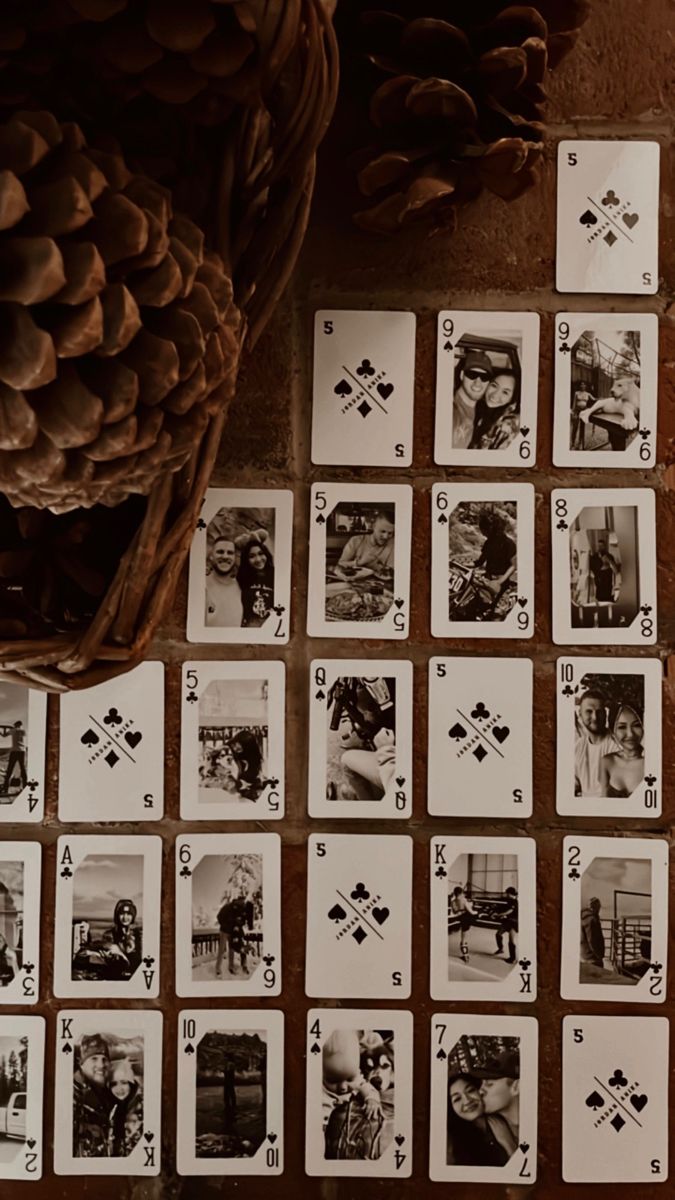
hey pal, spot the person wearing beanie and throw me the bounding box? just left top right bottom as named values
left=452, top=350, right=493, bottom=449
left=72, top=1033, right=114, bottom=1158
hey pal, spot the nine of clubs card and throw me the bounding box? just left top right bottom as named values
left=0, top=682, right=46, bottom=824
left=0, top=842, right=41, bottom=1006
left=0, top=1015, right=45, bottom=1180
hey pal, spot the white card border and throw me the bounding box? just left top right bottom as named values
left=0, top=841, right=41, bottom=1007
left=0, top=687, right=47, bottom=824
left=0, top=1014, right=44, bottom=1181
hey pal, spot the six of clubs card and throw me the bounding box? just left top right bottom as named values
left=308, top=660, right=412, bottom=819
left=0, top=1015, right=44, bottom=1180
left=427, top=657, right=532, bottom=817
left=305, top=1008, right=413, bottom=1178
left=305, top=834, right=412, bottom=999
left=560, top=834, right=668, bottom=1003
left=0, top=841, right=41, bottom=1006
left=0, top=682, right=46, bottom=824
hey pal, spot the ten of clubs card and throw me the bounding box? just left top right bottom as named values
left=427, top=657, right=532, bottom=817
left=311, top=309, right=416, bottom=467
left=305, top=834, right=412, bottom=999
left=562, top=1016, right=668, bottom=1183
left=305, top=1008, right=413, bottom=1178
left=556, top=140, right=660, bottom=294
left=0, top=1015, right=44, bottom=1180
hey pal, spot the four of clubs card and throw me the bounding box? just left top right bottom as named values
left=0, top=682, right=46, bottom=824
left=312, top=310, right=416, bottom=466
left=0, top=1016, right=44, bottom=1180
left=556, top=140, right=659, bottom=293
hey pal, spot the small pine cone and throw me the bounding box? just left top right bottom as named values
left=345, top=1, right=591, bottom=234
left=0, top=110, right=241, bottom=513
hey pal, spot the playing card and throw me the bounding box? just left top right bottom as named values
left=0, top=841, right=41, bottom=1006
left=553, top=312, right=658, bottom=468
left=311, top=309, right=416, bottom=466
left=0, top=682, right=46, bottom=824
left=180, top=661, right=285, bottom=821
left=53, top=1009, right=162, bottom=1176
left=556, top=140, right=660, bottom=294
left=187, top=487, right=293, bottom=644
left=435, top=311, right=539, bottom=466
left=560, top=835, right=668, bottom=1003
left=177, top=1008, right=284, bottom=1176
left=305, top=1008, right=412, bottom=1178
left=53, top=835, right=162, bottom=999
left=556, top=657, right=662, bottom=818
left=551, top=487, right=657, bottom=646
left=308, top=659, right=413, bottom=819
left=175, top=833, right=281, bottom=998
left=0, top=1015, right=45, bottom=1180
left=562, top=1015, right=668, bottom=1182
left=427, top=657, right=532, bottom=817
left=429, top=1013, right=538, bottom=1184
left=58, top=661, right=164, bottom=822
left=430, top=837, right=536, bottom=1003
left=307, top=484, right=412, bottom=640
left=431, top=483, right=535, bottom=640
left=305, top=834, right=412, bottom=999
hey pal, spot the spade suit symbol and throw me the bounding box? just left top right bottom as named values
left=579, top=209, right=597, bottom=226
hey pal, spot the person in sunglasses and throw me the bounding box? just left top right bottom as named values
left=452, top=350, right=492, bottom=448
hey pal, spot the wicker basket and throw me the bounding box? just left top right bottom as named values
left=0, top=0, right=338, bottom=691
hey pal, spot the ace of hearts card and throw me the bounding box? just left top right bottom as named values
left=307, top=659, right=413, bottom=819
left=311, top=309, right=416, bottom=466
left=0, top=841, right=41, bottom=1006
left=562, top=1015, right=668, bottom=1183
left=177, top=1008, right=284, bottom=1176
left=560, top=834, right=668, bottom=1004
left=556, top=140, right=660, bottom=294
left=427, top=657, right=532, bottom=817
left=0, top=1015, right=44, bottom=1180
left=53, top=835, right=162, bottom=1000
left=0, top=681, right=46, bottom=824
left=305, top=834, right=412, bottom=999
left=58, top=661, right=164, bottom=822
left=305, top=1008, right=413, bottom=1178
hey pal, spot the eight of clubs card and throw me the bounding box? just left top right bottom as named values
left=0, top=682, right=46, bottom=823
left=0, top=841, right=41, bottom=1006
left=308, top=484, right=412, bottom=639
left=53, top=835, right=162, bottom=999
left=435, top=311, right=539, bottom=466
left=428, top=657, right=532, bottom=817
left=431, top=483, right=535, bottom=639
left=180, top=661, right=285, bottom=821
left=58, top=661, right=164, bottom=822
left=556, top=140, right=659, bottom=294
left=305, top=834, right=412, bottom=998
left=312, top=310, right=416, bottom=466
left=54, top=1009, right=162, bottom=1176
left=551, top=487, right=657, bottom=645
left=553, top=312, right=658, bottom=468
left=177, top=1009, right=284, bottom=1176
left=429, top=1014, right=538, bottom=1184
left=562, top=1015, right=668, bottom=1183
left=0, top=1015, right=45, bottom=1180
left=556, top=657, right=662, bottom=818
left=561, top=835, right=668, bottom=1003
left=305, top=1008, right=413, bottom=1178
left=430, top=837, right=536, bottom=1003
left=308, top=659, right=413, bottom=819
left=175, top=834, right=281, bottom=998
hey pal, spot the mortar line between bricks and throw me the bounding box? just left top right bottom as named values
left=303, top=289, right=671, bottom=315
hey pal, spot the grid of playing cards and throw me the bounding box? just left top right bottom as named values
left=0, top=136, right=669, bottom=1187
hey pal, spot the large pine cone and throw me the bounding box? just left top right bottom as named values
left=342, top=1, right=590, bottom=233
left=0, top=109, right=240, bottom=513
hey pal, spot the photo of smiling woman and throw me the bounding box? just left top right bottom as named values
left=446, top=1037, right=520, bottom=1168
left=451, top=332, right=523, bottom=451
left=204, top=508, right=276, bottom=630
left=574, top=673, right=645, bottom=800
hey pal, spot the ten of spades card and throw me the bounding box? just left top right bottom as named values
left=0, top=682, right=46, bottom=824
left=305, top=1007, right=413, bottom=1178
left=175, top=833, right=281, bottom=998
left=307, top=483, right=412, bottom=640
left=180, top=660, right=285, bottom=821
left=556, top=656, right=662, bottom=819
left=54, top=1009, right=163, bottom=1176
left=551, top=487, right=657, bottom=646
left=305, top=834, right=413, bottom=999
left=430, top=836, right=537, bottom=1003
left=427, top=657, right=532, bottom=817
left=0, top=1015, right=44, bottom=1181
left=429, top=1013, right=538, bottom=1184
left=556, top=140, right=660, bottom=294
left=0, top=842, right=40, bottom=1007
left=307, top=659, right=413, bottom=819
left=177, top=1008, right=284, bottom=1176
left=560, top=834, right=668, bottom=1004
left=58, top=661, right=164, bottom=822
left=311, top=310, right=416, bottom=466
left=53, top=835, right=162, bottom=1000
left=431, top=483, right=535, bottom=640
left=562, top=1015, right=668, bottom=1183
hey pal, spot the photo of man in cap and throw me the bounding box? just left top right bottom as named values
left=452, top=351, right=492, bottom=449
left=72, top=1033, right=114, bottom=1158
left=474, top=1048, right=520, bottom=1152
